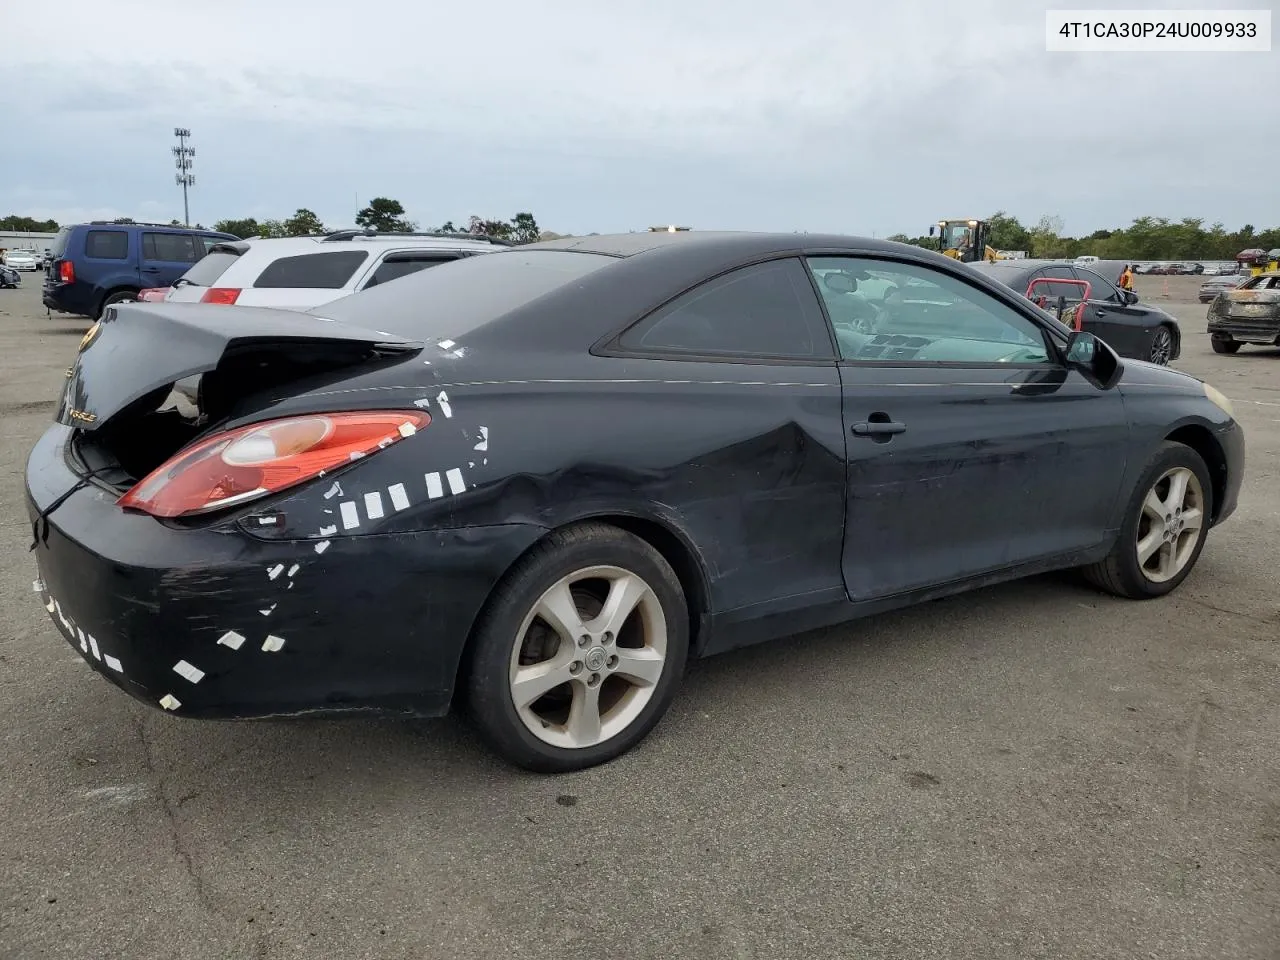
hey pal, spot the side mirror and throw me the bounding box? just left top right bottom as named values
left=1064, top=331, right=1122, bottom=390
left=928, top=225, right=936, bottom=237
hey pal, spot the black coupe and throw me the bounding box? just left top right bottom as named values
left=27, top=232, right=1244, bottom=772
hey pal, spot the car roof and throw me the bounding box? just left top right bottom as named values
left=526, top=230, right=915, bottom=259
left=76, top=221, right=231, bottom=235
left=231, top=235, right=501, bottom=252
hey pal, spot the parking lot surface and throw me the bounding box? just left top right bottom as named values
left=1, top=276, right=1277, bottom=959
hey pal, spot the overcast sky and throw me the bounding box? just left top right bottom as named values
left=1, top=0, right=1274, bottom=237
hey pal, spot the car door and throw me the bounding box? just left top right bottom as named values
left=806, top=254, right=1132, bottom=604
left=1071, top=266, right=1155, bottom=358
left=140, top=231, right=202, bottom=287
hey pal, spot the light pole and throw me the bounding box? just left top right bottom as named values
left=173, top=128, right=195, bottom=226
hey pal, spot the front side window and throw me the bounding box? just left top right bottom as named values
left=1074, top=267, right=1122, bottom=302
left=252, top=250, right=370, bottom=289
left=617, top=258, right=831, bottom=360
left=807, top=256, right=1051, bottom=364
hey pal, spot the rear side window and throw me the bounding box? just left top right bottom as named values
left=252, top=250, right=370, bottom=289
left=50, top=227, right=72, bottom=259
left=363, top=254, right=458, bottom=289
left=142, top=232, right=201, bottom=263
left=179, top=250, right=242, bottom=286
left=618, top=258, right=832, bottom=359
left=84, top=230, right=128, bottom=260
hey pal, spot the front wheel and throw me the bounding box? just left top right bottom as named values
left=1148, top=326, right=1174, bottom=365
left=464, top=523, right=689, bottom=772
left=1082, top=441, right=1213, bottom=599
left=1210, top=336, right=1241, bottom=354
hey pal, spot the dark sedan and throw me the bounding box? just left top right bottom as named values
left=969, top=259, right=1181, bottom=365
left=27, top=232, right=1244, bottom=772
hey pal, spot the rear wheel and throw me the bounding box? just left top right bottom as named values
left=464, top=523, right=689, bottom=772
left=1210, top=336, right=1241, bottom=354
left=1148, top=326, right=1174, bottom=365
left=97, top=290, right=138, bottom=319
left=1082, top=441, right=1213, bottom=599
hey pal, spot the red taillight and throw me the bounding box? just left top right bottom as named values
left=201, top=287, right=241, bottom=305
left=137, top=288, right=167, bottom=302
left=59, top=261, right=75, bottom=284
left=118, top=410, right=430, bottom=518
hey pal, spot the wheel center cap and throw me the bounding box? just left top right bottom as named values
left=584, top=646, right=608, bottom=672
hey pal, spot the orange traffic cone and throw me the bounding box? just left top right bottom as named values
left=1161, top=278, right=1170, bottom=298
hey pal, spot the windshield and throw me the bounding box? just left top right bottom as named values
left=939, top=222, right=974, bottom=251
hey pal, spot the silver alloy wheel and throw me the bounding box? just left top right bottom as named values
left=1149, top=327, right=1173, bottom=365
left=508, top=565, right=668, bottom=750
left=1136, top=466, right=1204, bottom=583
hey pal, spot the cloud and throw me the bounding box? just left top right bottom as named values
left=1, top=0, right=1275, bottom=236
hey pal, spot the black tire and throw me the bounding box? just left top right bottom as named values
left=1082, top=441, right=1214, bottom=600
left=1210, top=337, right=1241, bottom=354
left=96, top=289, right=138, bottom=319
left=464, top=522, right=689, bottom=773
left=1148, top=325, right=1175, bottom=365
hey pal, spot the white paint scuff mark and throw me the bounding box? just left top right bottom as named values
left=45, top=599, right=55, bottom=614
left=438, top=339, right=456, bottom=350
left=55, top=601, right=71, bottom=630
left=173, top=660, right=205, bottom=684
left=103, top=654, right=123, bottom=673
left=159, top=694, right=181, bottom=711
left=260, top=604, right=277, bottom=616
left=32, top=578, right=44, bottom=593
left=436, top=391, right=452, bottom=417
left=267, top=564, right=284, bottom=580
left=364, top=491, right=385, bottom=520
left=398, top=421, right=416, bottom=438
left=348, top=450, right=366, bottom=461
left=262, top=635, right=286, bottom=652
left=314, top=540, right=331, bottom=555
left=324, top=482, right=344, bottom=499
left=425, top=472, right=444, bottom=499
left=482, top=458, right=488, bottom=466
left=388, top=483, right=410, bottom=511
left=84, top=784, right=148, bottom=807
left=217, top=630, right=246, bottom=650
left=318, top=524, right=337, bottom=536
left=413, top=397, right=431, bottom=408
left=340, top=501, right=360, bottom=530
left=446, top=468, right=466, bottom=496
left=287, top=564, right=300, bottom=578
left=474, top=425, right=489, bottom=451
left=468, top=461, right=475, bottom=468
left=87, top=636, right=101, bottom=661
left=256, top=516, right=278, bottom=526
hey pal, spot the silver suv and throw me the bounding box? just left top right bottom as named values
left=161, top=229, right=511, bottom=310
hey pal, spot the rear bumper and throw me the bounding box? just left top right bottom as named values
left=26, top=424, right=544, bottom=720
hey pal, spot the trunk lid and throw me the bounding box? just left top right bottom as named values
left=58, top=302, right=423, bottom=486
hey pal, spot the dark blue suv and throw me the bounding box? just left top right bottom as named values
left=43, top=221, right=240, bottom=319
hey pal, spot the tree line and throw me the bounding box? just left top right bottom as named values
left=210, top=198, right=543, bottom=243
left=887, top=212, right=1280, bottom=262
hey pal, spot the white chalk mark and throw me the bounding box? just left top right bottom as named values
left=422, top=360, right=432, bottom=365
left=217, top=630, right=246, bottom=650
left=398, top=421, right=416, bottom=437
left=267, top=564, right=284, bottom=580
left=45, top=599, right=55, bottom=613
left=256, top=516, right=278, bottom=526
left=474, top=425, right=489, bottom=451
left=55, top=601, right=71, bottom=630
left=436, top=391, right=452, bottom=417
left=425, top=472, right=444, bottom=499
left=32, top=578, right=45, bottom=593
left=364, top=491, right=385, bottom=519
left=414, top=397, right=431, bottom=408
left=349, top=450, right=366, bottom=461
left=260, top=604, right=277, bottom=616
left=388, top=483, right=410, bottom=511
left=323, top=481, right=343, bottom=499
left=438, top=339, right=456, bottom=350
left=87, top=635, right=101, bottom=661
left=468, top=461, right=475, bottom=468
left=159, top=694, right=181, bottom=711
left=318, top=524, right=337, bottom=536
left=287, top=563, right=300, bottom=578
left=482, top=458, right=488, bottom=466
left=340, top=501, right=360, bottom=529
left=173, top=660, right=205, bottom=684
left=262, top=635, right=286, bottom=652
left=446, top=468, right=466, bottom=496
left=103, top=654, right=123, bottom=672
left=314, top=539, right=331, bottom=554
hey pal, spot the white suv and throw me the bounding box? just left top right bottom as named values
left=161, top=229, right=510, bottom=310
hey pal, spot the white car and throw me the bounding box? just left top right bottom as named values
left=2, top=248, right=42, bottom=271
left=162, top=229, right=511, bottom=310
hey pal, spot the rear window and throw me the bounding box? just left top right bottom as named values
left=50, top=227, right=72, bottom=259
left=316, top=249, right=615, bottom=338
left=252, top=250, right=370, bottom=289
left=179, top=250, right=242, bottom=287
left=84, top=230, right=128, bottom=260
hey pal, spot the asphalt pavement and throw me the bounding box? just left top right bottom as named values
left=1, top=275, right=1277, bottom=960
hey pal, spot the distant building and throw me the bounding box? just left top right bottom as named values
left=648, top=225, right=691, bottom=232
left=0, top=230, right=56, bottom=255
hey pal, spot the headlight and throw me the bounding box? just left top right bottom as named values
left=1203, top=382, right=1234, bottom=418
